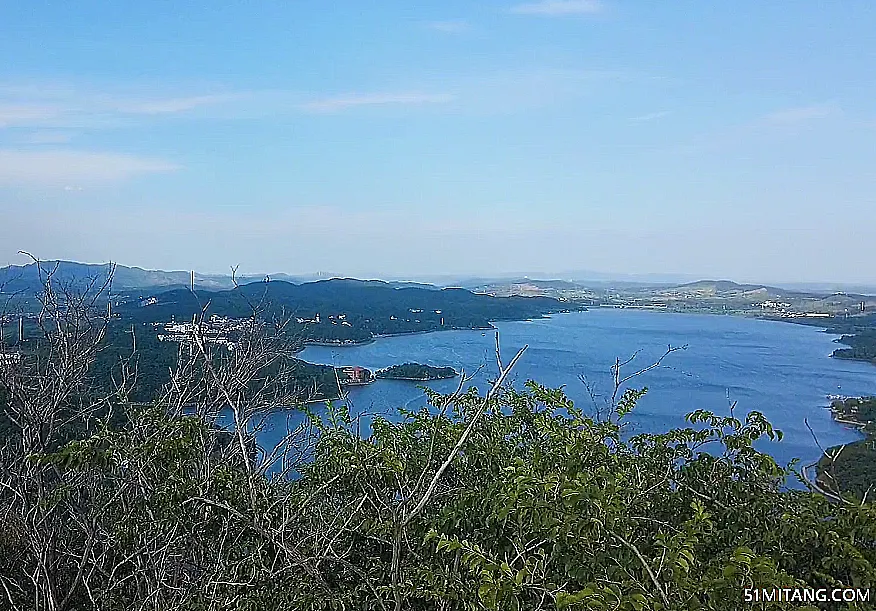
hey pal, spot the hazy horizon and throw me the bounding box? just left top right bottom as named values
left=2, top=2, right=875, bottom=283
left=6, top=254, right=876, bottom=293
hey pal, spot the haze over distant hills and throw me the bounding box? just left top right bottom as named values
left=0, top=260, right=345, bottom=293
left=1, top=260, right=874, bottom=297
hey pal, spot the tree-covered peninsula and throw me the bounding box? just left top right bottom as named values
left=817, top=396, right=876, bottom=500
left=112, top=278, right=579, bottom=345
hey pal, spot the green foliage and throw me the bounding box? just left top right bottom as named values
left=3, top=381, right=875, bottom=609
left=293, top=382, right=875, bottom=610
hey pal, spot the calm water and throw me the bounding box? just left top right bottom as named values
left=259, top=310, right=876, bottom=471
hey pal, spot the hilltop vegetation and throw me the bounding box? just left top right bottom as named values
left=674, top=279, right=789, bottom=295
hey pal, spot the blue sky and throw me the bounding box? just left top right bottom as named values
left=1, top=1, right=874, bottom=283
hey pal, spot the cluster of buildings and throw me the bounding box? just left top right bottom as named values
left=754, top=300, right=829, bottom=317
left=0, top=351, right=21, bottom=366
left=338, top=365, right=373, bottom=385
left=757, top=300, right=793, bottom=310
left=154, top=315, right=247, bottom=350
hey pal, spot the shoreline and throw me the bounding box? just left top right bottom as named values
left=375, top=376, right=458, bottom=382
left=593, top=306, right=876, bottom=369
left=303, top=338, right=375, bottom=347
left=296, top=307, right=585, bottom=353
left=373, top=325, right=494, bottom=339
left=778, top=317, right=876, bottom=369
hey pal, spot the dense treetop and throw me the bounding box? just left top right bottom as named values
left=376, top=363, right=458, bottom=380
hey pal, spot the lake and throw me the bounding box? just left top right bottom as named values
left=285, top=309, right=875, bottom=470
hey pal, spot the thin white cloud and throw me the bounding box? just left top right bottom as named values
left=0, top=87, right=251, bottom=130
left=629, top=111, right=670, bottom=122
left=116, top=93, right=247, bottom=115
left=427, top=20, right=471, bottom=34
left=765, top=103, right=838, bottom=123
left=0, top=104, right=62, bottom=128
left=0, top=85, right=458, bottom=128
left=300, top=92, right=455, bottom=113
left=19, top=131, right=75, bottom=144
left=510, top=0, right=602, bottom=16
left=0, top=149, right=180, bottom=185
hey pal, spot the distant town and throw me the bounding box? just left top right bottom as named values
left=468, top=279, right=875, bottom=319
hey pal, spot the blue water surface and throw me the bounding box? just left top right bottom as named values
left=256, top=310, right=875, bottom=471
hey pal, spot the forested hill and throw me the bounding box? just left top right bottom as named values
left=119, top=278, right=579, bottom=342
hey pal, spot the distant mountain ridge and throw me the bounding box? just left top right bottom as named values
left=673, top=279, right=789, bottom=295
left=0, top=261, right=237, bottom=292
left=0, top=260, right=449, bottom=294
left=2, top=260, right=872, bottom=298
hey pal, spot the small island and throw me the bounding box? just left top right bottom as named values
left=375, top=363, right=458, bottom=381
